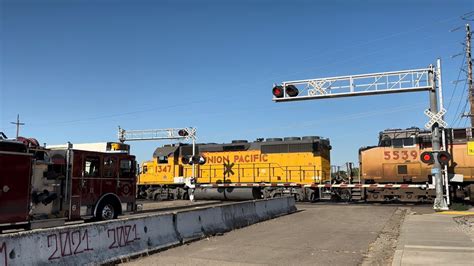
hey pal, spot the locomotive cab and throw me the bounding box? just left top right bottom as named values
left=360, top=127, right=432, bottom=184
left=360, top=127, right=474, bottom=203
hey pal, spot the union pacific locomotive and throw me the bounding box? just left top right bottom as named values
left=138, top=136, right=331, bottom=201
left=359, top=127, right=474, bottom=203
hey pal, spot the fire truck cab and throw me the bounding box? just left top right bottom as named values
left=0, top=137, right=137, bottom=231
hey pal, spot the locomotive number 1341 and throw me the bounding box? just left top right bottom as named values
left=383, top=150, right=418, bottom=160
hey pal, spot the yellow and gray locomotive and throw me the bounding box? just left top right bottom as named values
left=138, top=136, right=331, bottom=201
left=359, top=127, right=474, bottom=203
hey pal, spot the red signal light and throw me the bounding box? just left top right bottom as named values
left=178, top=129, right=189, bottom=137
left=437, top=151, right=451, bottom=165
left=272, top=85, right=284, bottom=98
left=181, top=155, right=191, bottom=164
left=420, top=151, right=434, bottom=164
left=285, top=85, right=299, bottom=97
left=191, top=155, right=206, bottom=165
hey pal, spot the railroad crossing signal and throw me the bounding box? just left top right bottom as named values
left=420, top=151, right=451, bottom=166
left=182, top=155, right=206, bottom=165
left=420, top=151, right=434, bottom=164
left=437, top=151, right=451, bottom=166
left=272, top=59, right=450, bottom=211
left=118, top=127, right=196, bottom=142
left=272, top=86, right=284, bottom=98
left=271, top=68, right=432, bottom=102
left=272, top=85, right=299, bottom=98
left=424, top=108, right=447, bottom=129
left=178, top=129, right=189, bottom=137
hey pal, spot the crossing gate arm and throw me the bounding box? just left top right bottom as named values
left=196, top=183, right=435, bottom=189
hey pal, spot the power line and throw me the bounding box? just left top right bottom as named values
left=456, top=99, right=469, bottom=127
left=451, top=80, right=468, bottom=126
left=446, top=54, right=466, bottom=111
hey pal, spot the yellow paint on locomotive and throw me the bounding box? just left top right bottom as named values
left=139, top=159, right=176, bottom=185
left=138, top=147, right=330, bottom=186
left=360, top=143, right=474, bottom=183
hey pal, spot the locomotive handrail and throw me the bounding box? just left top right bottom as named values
left=181, top=162, right=325, bottom=184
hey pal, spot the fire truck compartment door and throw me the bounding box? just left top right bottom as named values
left=0, top=152, right=32, bottom=224
left=69, top=196, right=81, bottom=219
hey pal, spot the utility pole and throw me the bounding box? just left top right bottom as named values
left=467, top=24, right=473, bottom=127
left=10, top=114, right=25, bottom=139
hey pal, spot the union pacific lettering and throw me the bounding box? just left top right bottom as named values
left=205, top=154, right=268, bottom=164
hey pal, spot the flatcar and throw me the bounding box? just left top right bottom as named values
left=359, top=127, right=474, bottom=203
left=138, top=136, right=331, bottom=201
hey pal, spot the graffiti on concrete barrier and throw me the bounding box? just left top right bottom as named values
left=47, top=229, right=93, bottom=260
left=0, top=242, right=7, bottom=266
left=107, top=224, right=140, bottom=249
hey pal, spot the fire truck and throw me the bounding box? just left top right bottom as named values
left=0, top=135, right=137, bottom=231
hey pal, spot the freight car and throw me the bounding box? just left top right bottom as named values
left=138, top=136, right=331, bottom=201
left=359, top=127, right=474, bottom=203
left=0, top=135, right=137, bottom=231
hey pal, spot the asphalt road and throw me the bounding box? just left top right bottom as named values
left=124, top=203, right=432, bottom=265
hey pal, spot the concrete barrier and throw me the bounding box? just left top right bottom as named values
left=0, top=197, right=296, bottom=265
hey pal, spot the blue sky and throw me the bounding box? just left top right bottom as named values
left=1, top=0, right=473, bottom=166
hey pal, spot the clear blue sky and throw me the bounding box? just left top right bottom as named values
left=1, top=0, right=473, bottom=166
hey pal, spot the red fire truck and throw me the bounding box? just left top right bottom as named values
left=0, top=135, right=137, bottom=231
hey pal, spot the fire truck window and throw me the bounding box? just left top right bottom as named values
left=103, top=157, right=117, bottom=178
left=84, top=157, right=100, bottom=177
left=158, top=156, right=168, bottom=164
left=397, top=165, right=408, bottom=175
left=392, top=139, right=403, bottom=148
left=120, top=159, right=132, bottom=177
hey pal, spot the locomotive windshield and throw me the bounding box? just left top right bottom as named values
left=378, top=127, right=473, bottom=149
left=378, top=127, right=425, bottom=148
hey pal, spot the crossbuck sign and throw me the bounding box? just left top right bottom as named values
left=424, top=108, right=447, bottom=129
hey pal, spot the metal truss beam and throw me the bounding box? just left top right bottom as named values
left=118, top=127, right=196, bottom=143
left=273, top=68, right=433, bottom=102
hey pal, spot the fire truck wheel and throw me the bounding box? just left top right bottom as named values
left=96, top=200, right=118, bottom=220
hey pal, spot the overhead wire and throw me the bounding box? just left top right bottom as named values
left=451, top=80, right=469, bottom=127
left=446, top=54, right=466, bottom=111
left=455, top=99, right=469, bottom=127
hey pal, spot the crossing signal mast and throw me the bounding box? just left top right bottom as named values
left=272, top=59, right=449, bottom=211
left=117, top=126, right=201, bottom=200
